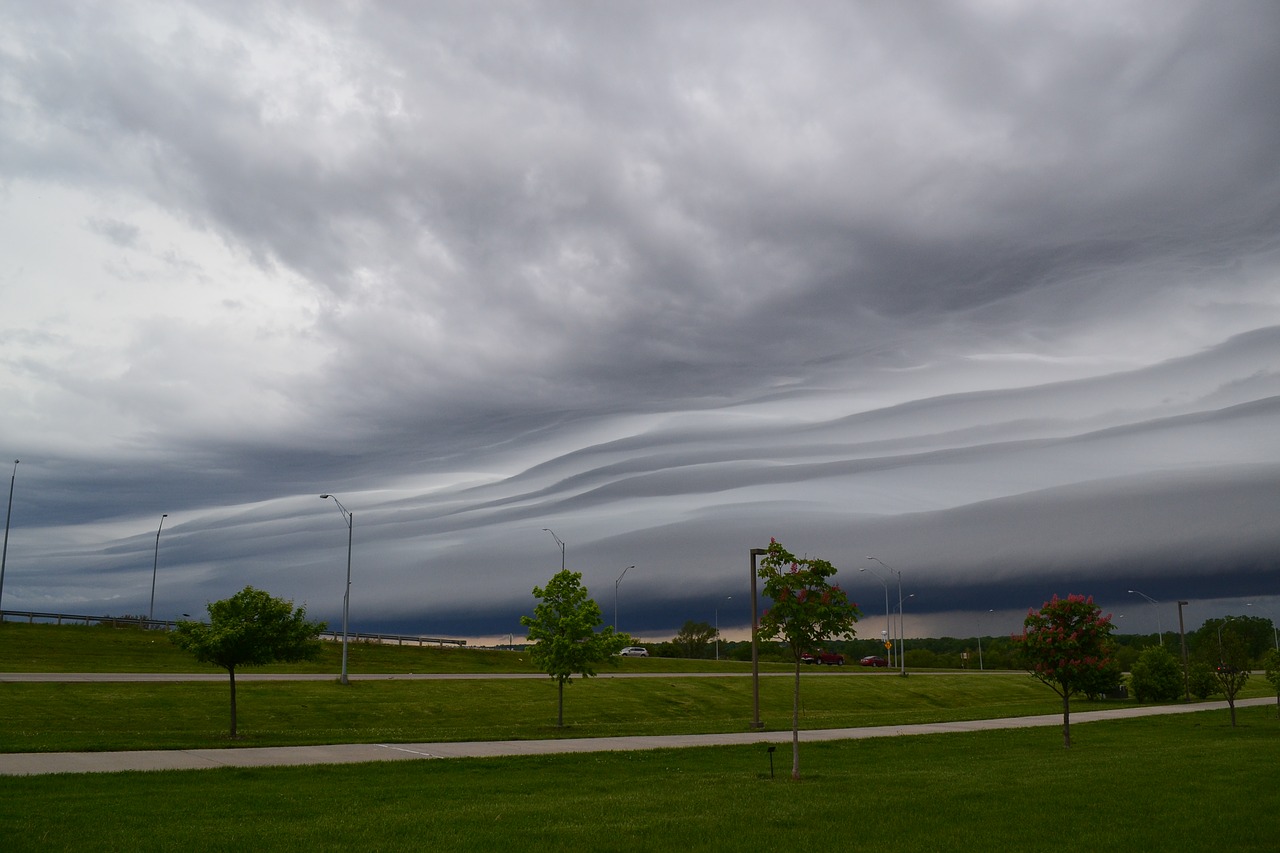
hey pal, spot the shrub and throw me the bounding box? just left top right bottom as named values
left=1188, top=661, right=1220, bottom=700
left=1128, top=646, right=1182, bottom=702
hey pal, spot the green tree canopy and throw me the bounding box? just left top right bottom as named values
left=757, top=538, right=860, bottom=779
left=1013, top=593, right=1115, bottom=748
left=520, top=569, right=628, bottom=726
left=671, top=620, right=718, bottom=659
left=1129, top=645, right=1182, bottom=703
left=1206, top=618, right=1253, bottom=727
left=171, top=585, right=326, bottom=737
left=1263, top=648, right=1280, bottom=720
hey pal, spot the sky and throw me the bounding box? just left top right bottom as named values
left=2, top=1, right=1279, bottom=646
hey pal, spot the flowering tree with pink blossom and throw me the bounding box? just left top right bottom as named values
left=757, top=538, right=861, bottom=779
left=1013, top=594, right=1116, bottom=748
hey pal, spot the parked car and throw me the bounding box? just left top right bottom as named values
left=801, top=650, right=845, bottom=665
left=619, top=646, right=649, bottom=657
left=859, top=655, right=889, bottom=667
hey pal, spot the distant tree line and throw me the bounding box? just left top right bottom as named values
left=633, top=613, right=1278, bottom=676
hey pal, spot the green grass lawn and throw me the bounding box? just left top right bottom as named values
left=2, top=621, right=1273, bottom=752
left=2, top=706, right=1277, bottom=852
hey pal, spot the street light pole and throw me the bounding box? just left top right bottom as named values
left=1128, top=589, right=1163, bottom=646
left=320, top=495, right=354, bottom=685
left=750, top=547, right=767, bottom=729
left=859, top=563, right=892, bottom=668
left=0, top=459, right=18, bottom=613
left=868, top=557, right=905, bottom=674
left=614, top=565, right=634, bottom=632
left=977, top=608, right=993, bottom=671
left=542, top=528, right=565, bottom=572
left=1177, top=600, right=1190, bottom=701
left=715, top=595, right=732, bottom=661
left=148, top=514, right=168, bottom=623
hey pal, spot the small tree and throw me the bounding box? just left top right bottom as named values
left=520, top=569, right=628, bottom=727
left=672, top=620, right=718, bottom=659
left=1013, top=594, right=1115, bottom=748
left=171, top=586, right=326, bottom=738
left=757, top=538, right=861, bottom=780
left=1263, top=648, right=1280, bottom=719
left=1211, top=620, right=1252, bottom=727
left=1129, top=646, right=1183, bottom=703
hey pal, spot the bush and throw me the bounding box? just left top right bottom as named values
left=1188, top=661, right=1220, bottom=700
left=1080, top=658, right=1124, bottom=700
left=1129, top=646, right=1182, bottom=702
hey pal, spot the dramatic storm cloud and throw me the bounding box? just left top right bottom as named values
left=2, top=1, right=1279, bottom=643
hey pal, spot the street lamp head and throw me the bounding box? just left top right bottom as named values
left=320, top=494, right=331, bottom=499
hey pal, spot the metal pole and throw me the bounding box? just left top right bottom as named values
left=861, top=563, right=891, bottom=668
left=1177, top=600, right=1190, bottom=702
left=750, top=547, right=766, bottom=729
left=0, top=460, right=18, bottom=612
left=715, top=595, right=732, bottom=661
left=321, top=495, right=354, bottom=685
left=148, top=514, right=168, bottom=622
left=1128, top=589, right=1163, bottom=646
left=869, top=557, right=905, bottom=674
left=542, top=528, right=565, bottom=572
left=896, top=579, right=906, bottom=675
left=614, top=565, right=633, bottom=632
left=977, top=609, right=993, bottom=671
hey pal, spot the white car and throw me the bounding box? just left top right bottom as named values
left=619, top=646, right=649, bottom=657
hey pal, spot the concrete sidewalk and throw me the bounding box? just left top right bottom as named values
left=1, top=697, right=1270, bottom=776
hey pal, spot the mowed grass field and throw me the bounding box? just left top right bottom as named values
left=2, top=623, right=1279, bottom=851
left=2, top=708, right=1278, bottom=852
left=0, top=622, right=1272, bottom=752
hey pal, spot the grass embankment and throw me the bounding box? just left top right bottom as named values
left=2, top=622, right=1273, bottom=753
left=0, top=621, right=763, bottom=673
left=2, top=708, right=1278, bottom=852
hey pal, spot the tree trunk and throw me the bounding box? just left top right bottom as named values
left=792, top=659, right=801, bottom=780
left=1227, top=695, right=1237, bottom=727
left=1061, top=691, right=1071, bottom=749
left=228, top=667, right=238, bottom=739
left=557, top=678, right=564, bottom=728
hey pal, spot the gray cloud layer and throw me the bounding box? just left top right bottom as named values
left=2, top=1, right=1278, bottom=640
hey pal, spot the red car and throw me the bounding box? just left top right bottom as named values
left=859, top=655, right=888, bottom=667
left=801, top=650, right=845, bottom=666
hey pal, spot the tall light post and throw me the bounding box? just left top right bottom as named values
left=1177, top=600, right=1190, bottom=701
left=0, top=459, right=17, bottom=613
left=1216, top=615, right=1236, bottom=668
left=749, top=547, right=767, bottom=729
left=859, top=563, right=892, bottom=668
left=148, top=514, right=168, bottom=623
left=977, top=608, right=994, bottom=671
left=715, top=595, right=732, bottom=661
left=320, top=494, right=354, bottom=685
left=1128, top=589, right=1163, bottom=646
left=542, top=528, right=565, bottom=572
left=867, top=557, right=905, bottom=675
left=614, top=565, right=634, bottom=631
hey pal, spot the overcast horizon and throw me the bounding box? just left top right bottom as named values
left=3, top=1, right=1279, bottom=645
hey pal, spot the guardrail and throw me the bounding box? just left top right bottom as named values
left=0, top=609, right=466, bottom=647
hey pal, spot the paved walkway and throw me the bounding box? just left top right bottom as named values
left=1, top=697, right=1270, bottom=776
